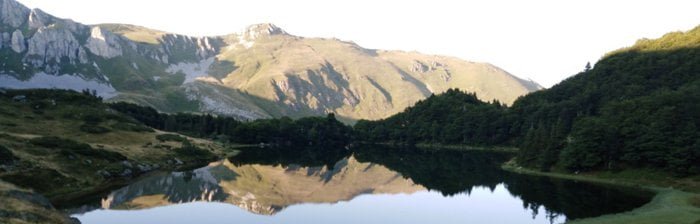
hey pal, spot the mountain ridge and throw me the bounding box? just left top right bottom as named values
left=0, top=0, right=542, bottom=121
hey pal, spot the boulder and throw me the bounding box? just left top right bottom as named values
left=10, top=29, right=25, bottom=53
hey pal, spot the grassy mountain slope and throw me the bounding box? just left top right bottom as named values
left=217, top=29, right=540, bottom=120
left=97, top=23, right=167, bottom=45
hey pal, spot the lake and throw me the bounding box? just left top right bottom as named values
left=68, top=146, right=652, bottom=224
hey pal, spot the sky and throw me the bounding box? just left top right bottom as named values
left=16, top=0, right=700, bottom=87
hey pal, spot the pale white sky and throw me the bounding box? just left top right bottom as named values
left=16, top=0, right=700, bottom=87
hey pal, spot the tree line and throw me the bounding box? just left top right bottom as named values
left=109, top=102, right=352, bottom=147
left=355, top=26, right=700, bottom=176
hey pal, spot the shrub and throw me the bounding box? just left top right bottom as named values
left=691, top=196, right=700, bottom=208
left=79, top=124, right=111, bottom=134
left=0, top=145, right=17, bottom=165
left=29, top=136, right=126, bottom=161
left=82, top=113, right=103, bottom=125
left=111, top=122, right=154, bottom=132
left=156, top=134, right=186, bottom=142
left=173, top=140, right=215, bottom=160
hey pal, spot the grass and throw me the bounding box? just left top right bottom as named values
left=0, top=89, right=235, bottom=198
left=503, top=160, right=700, bottom=224
left=569, top=190, right=700, bottom=224
left=0, top=181, right=77, bottom=224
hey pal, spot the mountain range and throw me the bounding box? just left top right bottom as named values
left=0, top=0, right=541, bottom=121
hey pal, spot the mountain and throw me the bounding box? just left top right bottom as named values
left=0, top=0, right=541, bottom=121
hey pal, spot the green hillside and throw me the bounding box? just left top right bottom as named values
left=356, top=25, right=700, bottom=176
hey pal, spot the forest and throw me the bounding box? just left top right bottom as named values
left=355, top=26, right=700, bottom=176
left=109, top=102, right=353, bottom=147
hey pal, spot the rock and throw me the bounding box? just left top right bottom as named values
left=26, top=27, right=87, bottom=66
left=28, top=8, right=53, bottom=30
left=68, top=217, right=81, bottom=224
left=96, top=170, right=111, bottom=178
left=11, top=95, right=26, bottom=102
left=0, top=0, right=30, bottom=28
left=136, top=164, right=152, bottom=172
left=120, top=168, right=132, bottom=177
left=85, top=26, right=123, bottom=58
left=411, top=60, right=430, bottom=73
left=121, top=160, right=133, bottom=168
left=159, top=34, right=217, bottom=61
left=10, top=29, right=26, bottom=53
left=243, top=23, right=288, bottom=40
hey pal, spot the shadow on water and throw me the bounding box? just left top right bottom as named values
left=66, top=144, right=653, bottom=223
left=352, top=145, right=652, bottom=221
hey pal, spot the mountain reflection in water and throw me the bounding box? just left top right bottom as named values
left=73, top=145, right=651, bottom=223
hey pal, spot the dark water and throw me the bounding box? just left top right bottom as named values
left=69, top=145, right=652, bottom=224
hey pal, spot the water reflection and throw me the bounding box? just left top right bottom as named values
left=73, top=145, right=651, bottom=223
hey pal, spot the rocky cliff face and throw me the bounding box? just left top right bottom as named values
left=0, top=0, right=541, bottom=121
left=0, top=0, right=29, bottom=28
left=85, top=26, right=122, bottom=58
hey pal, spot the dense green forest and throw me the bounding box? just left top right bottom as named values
left=109, top=102, right=352, bottom=147
left=355, top=26, right=700, bottom=176
left=354, top=89, right=512, bottom=145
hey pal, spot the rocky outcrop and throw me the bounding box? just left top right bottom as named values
left=10, top=29, right=25, bottom=53
left=159, top=34, right=219, bottom=62
left=243, top=23, right=288, bottom=40
left=26, top=27, right=87, bottom=66
left=27, top=8, right=53, bottom=30
left=85, top=26, right=123, bottom=58
left=0, top=0, right=29, bottom=28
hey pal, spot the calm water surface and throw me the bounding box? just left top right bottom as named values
left=69, top=146, right=652, bottom=224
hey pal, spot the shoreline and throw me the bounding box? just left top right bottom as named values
left=501, top=160, right=700, bottom=224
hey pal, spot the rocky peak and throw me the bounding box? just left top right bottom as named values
left=242, top=23, right=288, bottom=40
left=28, top=8, right=53, bottom=30
left=0, top=0, right=30, bottom=28
left=85, top=26, right=123, bottom=58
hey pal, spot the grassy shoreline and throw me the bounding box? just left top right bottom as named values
left=502, top=160, right=700, bottom=224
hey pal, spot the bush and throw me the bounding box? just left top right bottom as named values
left=111, top=122, right=154, bottom=132
left=173, top=140, right=215, bottom=160
left=156, top=134, right=186, bottom=142
left=29, top=136, right=126, bottom=161
left=82, top=113, right=103, bottom=125
left=79, top=124, right=111, bottom=134
left=691, top=196, right=700, bottom=208
left=0, top=145, right=17, bottom=165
